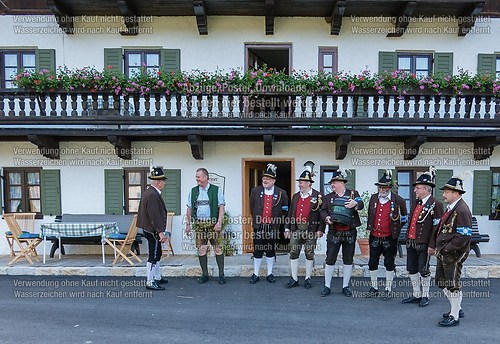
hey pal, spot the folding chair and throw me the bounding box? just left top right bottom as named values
left=4, top=214, right=42, bottom=265
left=5, top=213, right=36, bottom=258
left=162, top=212, right=175, bottom=257
left=105, top=214, right=142, bottom=265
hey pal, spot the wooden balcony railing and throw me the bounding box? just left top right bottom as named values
left=0, top=89, right=499, bottom=128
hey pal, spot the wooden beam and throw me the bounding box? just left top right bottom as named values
left=335, top=135, right=351, bottom=160
left=193, top=0, right=208, bottom=35
left=265, top=0, right=275, bottom=35
left=326, top=0, right=346, bottom=35
left=263, top=134, right=273, bottom=155
left=27, top=135, right=60, bottom=159
left=386, top=1, right=417, bottom=38
left=474, top=136, right=500, bottom=160
left=458, top=2, right=485, bottom=36
left=188, top=134, right=204, bottom=160
left=46, top=0, right=74, bottom=34
left=117, top=0, right=138, bottom=36
left=108, top=135, right=131, bottom=160
left=404, top=135, right=426, bottom=160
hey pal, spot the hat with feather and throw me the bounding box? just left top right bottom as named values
left=412, top=166, right=436, bottom=188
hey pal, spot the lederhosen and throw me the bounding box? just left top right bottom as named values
left=191, top=185, right=220, bottom=247
left=367, top=193, right=407, bottom=271
left=322, top=190, right=362, bottom=266
left=406, top=197, right=443, bottom=277
left=433, top=199, right=472, bottom=292
left=138, top=187, right=168, bottom=264
left=250, top=186, right=288, bottom=259
left=288, top=190, right=322, bottom=260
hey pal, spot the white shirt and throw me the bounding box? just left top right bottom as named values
left=419, top=194, right=431, bottom=205
left=300, top=189, right=313, bottom=199
left=151, top=185, right=162, bottom=194
left=447, top=197, right=462, bottom=212
left=378, top=191, right=392, bottom=205
left=264, top=186, right=275, bottom=196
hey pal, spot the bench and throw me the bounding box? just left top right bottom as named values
left=47, top=214, right=142, bottom=258
left=397, top=216, right=490, bottom=258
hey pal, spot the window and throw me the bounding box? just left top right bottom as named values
left=0, top=50, right=36, bottom=88
left=496, top=56, right=500, bottom=78
left=491, top=168, right=500, bottom=220
left=320, top=166, right=339, bottom=195
left=396, top=169, right=431, bottom=211
left=3, top=168, right=42, bottom=215
left=318, top=47, right=338, bottom=74
left=124, top=168, right=149, bottom=214
left=319, top=166, right=356, bottom=195
left=124, top=50, right=160, bottom=77
left=397, top=54, right=432, bottom=77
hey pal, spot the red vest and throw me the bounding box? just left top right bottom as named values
left=372, top=202, right=392, bottom=237
left=295, top=196, right=311, bottom=224
left=262, top=194, right=273, bottom=224
left=408, top=203, right=425, bottom=239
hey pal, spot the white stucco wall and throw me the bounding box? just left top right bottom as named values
left=0, top=140, right=498, bottom=256
left=0, top=14, right=498, bottom=256
left=0, top=15, right=498, bottom=74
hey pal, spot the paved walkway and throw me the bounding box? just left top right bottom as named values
left=2, top=253, right=499, bottom=278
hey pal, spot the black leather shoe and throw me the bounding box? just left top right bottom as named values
left=218, top=276, right=226, bottom=285
left=286, top=278, right=299, bottom=288
left=382, top=290, right=393, bottom=301
left=266, top=274, right=276, bottom=283
left=439, top=316, right=460, bottom=327
left=342, top=286, right=353, bottom=297
left=197, top=275, right=209, bottom=284
left=304, top=278, right=312, bottom=289
left=154, top=277, right=169, bottom=285
left=443, top=309, right=464, bottom=319
left=419, top=297, right=430, bottom=307
left=320, top=286, right=331, bottom=297
left=402, top=296, right=422, bottom=304
left=366, top=287, right=379, bottom=298
left=146, top=281, right=165, bottom=290
left=249, top=274, right=260, bottom=284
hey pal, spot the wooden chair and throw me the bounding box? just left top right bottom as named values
left=5, top=213, right=36, bottom=258
left=104, top=214, right=142, bottom=265
left=4, top=213, right=42, bottom=265
left=162, top=212, right=175, bottom=257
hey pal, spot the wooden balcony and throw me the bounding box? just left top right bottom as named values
left=0, top=89, right=498, bottom=160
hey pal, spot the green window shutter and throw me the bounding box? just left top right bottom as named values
left=477, top=54, right=495, bottom=76
left=35, top=49, right=56, bottom=72
left=433, top=52, right=453, bottom=75
left=345, top=170, right=356, bottom=191
left=162, top=169, right=181, bottom=215
left=378, top=51, right=397, bottom=73
left=41, top=170, right=61, bottom=216
left=160, top=49, right=181, bottom=73
left=105, top=169, right=124, bottom=215
left=473, top=170, right=492, bottom=215
left=435, top=169, right=453, bottom=205
left=104, top=48, right=123, bottom=73
left=0, top=168, right=3, bottom=214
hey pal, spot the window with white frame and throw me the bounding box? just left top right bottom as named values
left=124, top=50, right=160, bottom=77
left=0, top=50, right=35, bottom=88
left=318, top=47, right=338, bottom=74
left=397, top=54, right=432, bottom=77
left=3, top=168, right=42, bottom=215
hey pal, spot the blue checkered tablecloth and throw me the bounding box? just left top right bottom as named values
left=40, top=222, right=118, bottom=238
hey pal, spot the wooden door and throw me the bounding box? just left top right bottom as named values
left=242, top=161, right=267, bottom=253
left=242, top=159, right=294, bottom=253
